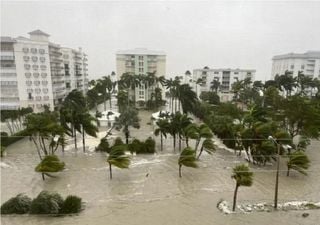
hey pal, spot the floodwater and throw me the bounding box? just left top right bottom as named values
left=1, top=109, right=320, bottom=225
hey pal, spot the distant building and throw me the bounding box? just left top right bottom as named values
left=191, top=67, right=255, bottom=102
left=0, top=30, right=88, bottom=112
left=116, top=48, right=166, bottom=103
left=271, top=51, right=320, bottom=79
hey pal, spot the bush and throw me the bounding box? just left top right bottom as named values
left=1, top=194, right=32, bottom=214
left=35, top=155, right=65, bottom=173
left=113, top=137, right=124, bottom=146
left=128, top=137, right=155, bottom=154
left=61, top=195, right=82, bottom=214
left=30, top=191, right=64, bottom=214
left=95, top=138, right=110, bottom=153
left=144, top=137, right=155, bottom=153
left=0, top=130, right=30, bottom=147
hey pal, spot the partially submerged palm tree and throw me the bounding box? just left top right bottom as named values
left=154, top=119, right=170, bottom=151
left=287, top=151, right=310, bottom=176
left=107, top=145, right=130, bottom=179
left=35, top=155, right=65, bottom=180
left=178, top=147, right=198, bottom=178
left=197, top=138, right=216, bottom=159
left=231, top=164, right=253, bottom=211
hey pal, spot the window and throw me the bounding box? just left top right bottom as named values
left=43, top=96, right=49, bottom=101
left=234, top=77, right=238, bottom=80
left=33, top=73, right=39, bottom=78
left=36, top=104, right=42, bottom=109
left=28, top=93, right=33, bottom=100
left=139, top=62, right=144, bottom=66
left=234, top=72, right=239, bottom=75
left=42, top=88, right=48, bottom=94
left=23, top=56, right=30, bottom=61
left=25, top=72, right=31, bottom=78
left=34, top=81, right=40, bottom=86
left=139, top=68, right=143, bottom=72
left=41, top=73, right=47, bottom=78
left=32, top=56, right=38, bottom=62
left=63, top=54, right=69, bottom=59
left=42, top=80, right=48, bottom=86
left=36, top=96, right=41, bottom=101
left=32, top=65, right=39, bottom=70
left=40, top=65, right=47, bottom=70
left=26, top=80, right=32, bottom=86
left=35, top=88, right=41, bottom=94
left=66, top=82, right=71, bottom=88
left=40, top=57, right=45, bottom=62
left=39, top=49, right=45, bottom=54
left=214, top=71, right=219, bottom=74
left=24, top=64, right=31, bottom=70
left=290, top=65, right=294, bottom=69
left=31, top=48, right=37, bottom=54
left=138, top=56, right=143, bottom=60
left=301, top=65, right=305, bottom=69
left=27, top=88, right=33, bottom=93
left=23, top=48, right=29, bottom=53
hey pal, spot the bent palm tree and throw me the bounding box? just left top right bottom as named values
left=287, top=151, right=310, bottom=176
left=197, top=138, right=216, bottom=159
left=107, top=145, right=130, bottom=179
left=35, top=155, right=65, bottom=180
left=231, top=164, right=253, bottom=211
left=178, top=147, right=198, bottom=178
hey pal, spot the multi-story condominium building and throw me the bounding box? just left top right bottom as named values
left=116, top=48, right=166, bottom=103
left=0, top=30, right=88, bottom=112
left=271, top=51, right=320, bottom=79
left=191, top=67, right=256, bottom=102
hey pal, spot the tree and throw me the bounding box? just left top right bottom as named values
left=199, top=91, right=220, bottom=105
left=154, top=119, right=170, bottom=151
left=115, top=107, right=140, bottom=144
left=287, top=151, right=310, bottom=176
left=107, top=145, right=130, bottom=179
left=210, top=79, right=220, bottom=93
left=176, top=84, right=198, bottom=114
left=35, top=155, right=65, bottom=180
left=178, top=147, right=198, bottom=178
left=78, top=112, right=98, bottom=152
left=231, top=164, right=253, bottom=211
left=197, top=138, right=216, bottom=159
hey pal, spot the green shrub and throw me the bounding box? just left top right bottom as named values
left=0, top=130, right=30, bottom=147
left=113, top=137, right=124, bottom=146
left=128, top=139, right=143, bottom=154
left=144, top=137, right=155, bottom=153
left=30, top=191, right=64, bottom=214
left=35, top=155, right=65, bottom=173
left=95, top=138, right=110, bottom=153
left=61, top=195, right=82, bottom=214
left=128, top=137, right=155, bottom=154
left=0, top=194, right=32, bottom=214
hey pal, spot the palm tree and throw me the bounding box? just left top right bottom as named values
left=197, top=138, right=216, bottom=159
left=183, top=123, right=199, bottom=147
left=176, top=84, right=198, bottom=114
left=115, top=106, right=140, bottom=144
left=287, top=151, right=310, bottom=176
left=78, top=112, right=98, bottom=152
left=35, top=155, right=65, bottom=180
left=231, top=164, right=253, bottom=211
left=194, top=124, right=213, bottom=152
left=154, top=119, right=170, bottom=151
left=210, top=79, right=220, bottom=94
left=178, top=147, right=198, bottom=178
left=107, top=145, right=130, bottom=179
left=172, top=112, right=192, bottom=151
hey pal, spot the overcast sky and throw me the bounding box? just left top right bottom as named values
left=1, top=0, right=320, bottom=81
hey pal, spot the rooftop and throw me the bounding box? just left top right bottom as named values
left=117, top=48, right=166, bottom=56
left=194, top=68, right=256, bottom=72
left=28, top=29, right=50, bottom=37
left=273, top=51, right=320, bottom=60
left=0, top=36, right=16, bottom=43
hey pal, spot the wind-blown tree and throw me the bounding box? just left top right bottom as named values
left=178, top=147, right=198, bottom=178
left=200, top=91, right=220, bottom=105
left=194, top=124, right=213, bottom=152
left=231, top=164, right=253, bottom=211
left=154, top=119, right=170, bottom=151
left=115, top=106, right=140, bottom=144
left=78, top=112, right=98, bottom=152
left=172, top=112, right=192, bottom=151
left=197, top=138, right=216, bottom=159
left=287, top=151, right=310, bottom=176
left=164, top=78, right=175, bottom=113
left=210, top=79, right=220, bottom=94
left=96, top=76, right=113, bottom=111
left=274, top=71, right=298, bottom=97
left=183, top=123, right=199, bottom=147
left=107, top=145, right=130, bottom=179
left=25, top=110, right=65, bottom=160
left=0, top=107, right=33, bottom=134
left=176, top=84, right=198, bottom=114
left=35, top=155, right=65, bottom=180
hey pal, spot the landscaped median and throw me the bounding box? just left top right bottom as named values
left=1, top=191, right=83, bottom=216
left=217, top=199, right=320, bottom=214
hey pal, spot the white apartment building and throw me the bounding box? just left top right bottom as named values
left=271, top=51, right=320, bottom=79
left=0, top=30, right=88, bottom=112
left=192, top=67, right=255, bottom=102
left=116, top=48, right=166, bottom=103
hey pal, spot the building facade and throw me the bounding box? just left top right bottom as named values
left=271, top=51, right=320, bottom=79
left=0, top=30, right=88, bottom=112
left=116, top=48, right=166, bottom=103
left=191, top=67, right=255, bottom=102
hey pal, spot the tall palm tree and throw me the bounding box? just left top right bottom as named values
left=164, top=78, right=175, bottom=113
left=178, top=147, right=198, bottom=178
left=287, top=151, right=310, bottom=176
left=173, top=112, right=192, bottom=151
left=154, top=119, right=170, bottom=151
left=176, top=84, right=198, bottom=114
left=210, top=79, right=220, bottom=94
left=195, top=78, right=203, bottom=97
left=183, top=123, right=199, bottom=147
left=107, top=145, right=130, bottom=179
left=78, top=112, right=98, bottom=152
left=197, top=138, right=216, bottom=159
left=231, top=164, right=253, bottom=211
left=194, top=124, right=213, bottom=152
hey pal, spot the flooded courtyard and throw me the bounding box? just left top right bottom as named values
left=1, top=110, right=320, bottom=225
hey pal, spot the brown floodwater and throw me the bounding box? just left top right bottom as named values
left=1, top=110, right=320, bottom=225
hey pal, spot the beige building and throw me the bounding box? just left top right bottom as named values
left=0, top=30, right=88, bottom=112
left=116, top=48, right=166, bottom=103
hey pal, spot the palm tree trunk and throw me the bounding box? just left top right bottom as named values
left=160, top=133, right=163, bottom=151
left=186, top=137, right=189, bottom=147
left=232, top=184, right=239, bottom=211
left=179, top=164, right=182, bottom=178
left=179, top=138, right=181, bottom=152
left=42, top=173, right=45, bottom=181
left=195, top=139, right=200, bottom=152
left=74, top=128, right=77, bottom=149
left=82, top=127, right=85, bottom=152
left=109, top=163, right=112, bottom=179
left=104, top=95, right=107, bottom=111
left=197, top=147, right=204, bottom=159
left=173, top=135, right=176, bottom=152
left=287, top=167, right=290, bottom=176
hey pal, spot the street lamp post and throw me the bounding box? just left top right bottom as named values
left=268, top=136, right=280, bottom=209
